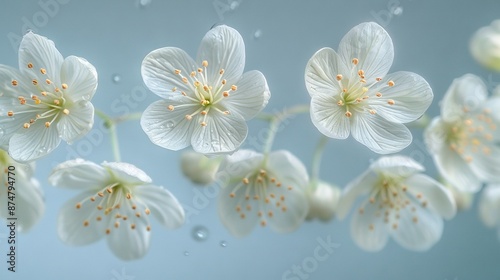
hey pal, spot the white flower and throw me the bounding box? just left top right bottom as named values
left=305, top=22, right=433, bottom=154
left=337, top=156, right=456, bottom=252
left=444, top=182, right=473, bottom=211
left=0, top=32, right=97, bottom=163
left=141, top=25, right=270, bottom=155
left=306, top=181, right=341, bottom=222
left=0, top=149, right=44, bottom=232
left=180, top=151, right=221, bottom=185
left=470, top=20, right=500, bottom=71
left=479, top=184, right=500, bottom=239
left=424, top=74, right=500, bottom=192
left=49, top=159, right=185, bottom=260
left=216, top=150, right=309, bottom=237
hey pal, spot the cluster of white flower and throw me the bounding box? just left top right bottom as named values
left=2, top=20, right=500, bottom=260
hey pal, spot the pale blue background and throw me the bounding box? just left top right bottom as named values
left=0, top=0, right=500, bottom=279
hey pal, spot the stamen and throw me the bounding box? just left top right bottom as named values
left=174, top=69, right=181, bottom=74
left=62, top=83, right=68, bottom=89
left=27, top=63, right=33, bottom=69
left=387, top=80, right=395, bottom=87
left=45, top=79, right=51, bottom=85
left=387, top=99, right=395, bottom=105
left=168, top=105, right=174, bottom=111
left=345, top=111, right=352, bottom=118
left=337, top=100, right=344, bottom=106
left=40, top=68, right=46, bottom=74
left=7, top=111, right=14, bottom=117
left=336, top=74, right=343, bottom=81
left=11, top=80, right=18, bottom=86
left=202, top=60, right=208, bottom=67
left=231, top=85, right=237, bottom=91
left=23, top=123, right=30, bottom=129
left=45, top=122, right=51, bottom=128
left=63, top=109, right=70, bottom=115
left=352, top=58, right=359, bottom=65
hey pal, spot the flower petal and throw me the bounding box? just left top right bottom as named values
left=49, top=159, right=110, bottom=190
left=18, top=32, right=64, bottom=87
left=351, top=199, right=389, bottom=252
left=310, top=94, right=350, bottom=139
left=140, top=99, right=196, bottom=151
left=370, top=155, right=424, bottom=178
left=60, top=56, right=98, bottom=101
left=405, top=174, right=456, bottom=219
left=132, top=184, right=185, bottom=229
left=336, top=170, right=378, bottom=219
left=106, top=209, right=151, bottom=260
left=57, top=100, right=94, bottom=143
left=351, top=111, right=412, bottom=154
left=8, top=119, right=61, bottom=162
left=369, top=71, right=433, bottom=123
left=268, top=150, right=309, bottom=189
left=479, top=184, right=500, bottom=227
left=338, top=22, right=394, bottom=82
left=305, top=47, right=348, bottom=97
left=196, top=25, right=245, bottom=85
left=141, top=47, right=197, bottom=98
left=441, top=74, right=487, bottom=122
left=391, top=200, right=443, bottom=251
left=220, top=70, right=270, bottom=120
left=191, top=110, right=248, bottom=155
left=467, top=144, right=500, bottom=184
left=57, top=191, right=106, bottom=246
left=216, top=149, right=263, bottom=182
left=102, top=162, right=152, bottom=184
left=12, top=177, right=44, bottom=232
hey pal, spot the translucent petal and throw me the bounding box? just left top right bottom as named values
left=310, top=94, right=350, bottom=139
left=336, top=170, right=377, bottom=219
left=102, top=162, right=152, bottom=184
left=9, top=119, right=61, bottom=163
left=196, top=25, right=245, bottom=86
left=351, top=199, right=389, bottom=252
left=351, top=111, right=412, bottom=154
left=132, top=184, right=185, bottom=229
left=141, top=47, right=197, bottom=99
left=369, top=71, right=433, bottom=123
left=57, top=100, right=94, bottom=143
left=305, top=47, right=348, bottom=97
left=370, top=155, right=424, bottom=178
left=49, top=159, right=110, bottom=190
left=216, top=150, right=263, bottom=183
left=140, top=99, right=196, bottom=151
left=12, top=177, right=44, bottom=232
left=405, top=174, right=456, bottom=219
left=441, top=74, right=487, bottom=122
left=60, top=56, right=98, bottom=101
left=191, top=110, right=247, bottom=155
left=479, top=184, right=500, bottom=227
left=338, top=22, right=394, bottom=82
left=468, top=143, right=500, bottom=183
left=219, top=70, right=270, bottom=120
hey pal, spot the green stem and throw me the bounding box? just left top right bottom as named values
left=408, top=114, right=431, bottom=129
left=113, top=112, right=143, bottom=124
left=310, top=135, right=329, bottom=190
left=95, top=109, right=122, bottom=162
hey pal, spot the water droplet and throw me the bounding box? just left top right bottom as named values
left=183, top=251, right=189, bottom=256
left=191, top=225, right=209, bottom=242
left=111, top=74, right=121, bottom=84
left=253, top=29, right=262, bottom=40
left=137, top=0, right=152, bottom=8
left=230, top=1, right=239, bottom=10
left=38, top=146, right=48, bottom=154
left=220, top=241, right=227, bottom=247
left=0, top=128, right=4, bottom=137
left=166, top=120, right=174, bottom=129
left=391, top=6, right=403, bottom=16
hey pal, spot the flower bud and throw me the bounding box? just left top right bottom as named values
left=306, top=181, right=341, bottom=222
left=180, top=151, right=222, bottom=185
left=470, top=20, right=500, bottom=71
left=445, top=182, right=473, bottom=211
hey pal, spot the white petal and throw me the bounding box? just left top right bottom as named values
left=468, top=144, right=500, bottom=183
left=268, top=150, right=309, bottom=188
left=102, top=162, right=152, bottom=184
left=106, top=210, right=151, bottom=260
left=58, top=191, right=106, bottom=246
left=191, top=110, right=247, bottom=155
left=369, top=71, right=433, bottom=123
left=405, top=174, right=456, bottom=219
left=310, top=94, right=350, bottom=139
left=12, top=177, right=44, bottom=232
left=220, top=70, right=270, bottom=120
left=196, top=25, right=245, bottom=85
left=57, top=100, right=94, bottom=143
left=305, top=47, right=348, bottom=97
left=479, top=184, right=500, bottom=227
left=423, top=117, right=448, bottom=154
left=141, top=47, right=197, bottom=98
left=216, top=150, right=263, bottom=182
left=338, top=22, right=394, bottom=81
left=180, top=151, right=221, bottom=185
left=140, top=99, right=196, bottom=151
left=18, top=32, right=64, bottom=86
left=336, top=170, right=378, bottom=219
left=60, top=56, right=98, bottom=101
left=351, top=111, right=412, bottom=154
left=370, top=155, right=424, bottom=178
left=391, top=200, right=443, bottom=251
left=49, top=159, right=109, bottom=190
left=351, top=199, right=389, bottom=252
left=306, top=181, right=341, bottom=222
left=441, top=74, right=487, bottom=122
left=132, top=184, right=185, bottom=229
left=9, top=120, right=61, bottom=163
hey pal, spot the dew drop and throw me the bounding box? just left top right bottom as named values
left=230, top=1, right=240, bottom=10
left=183, top=251, right=189, bottom=256
left=38, top=146, right=48, bottom=154
left=191, top=225, right=209, bottom=242
left=0, top=128, right=4, bottom=137
left=220, top=241, right=227, bottom=247
left=253, top=29, right=262, bottom=40
left=111, top=74, right=121, bottom=84
left=391, top=6, right=403, bottom=16
left=166, top=120, right=174, bottom=129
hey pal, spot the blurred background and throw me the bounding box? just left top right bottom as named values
left=1, top=0, right=499, bottom=279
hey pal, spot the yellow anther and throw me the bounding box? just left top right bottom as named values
left=345, top=111, right=352, bottom=118
left=352, top=58, right=359, bottom=65
left=223, top=91, right=229, bottom=97
left=182, top=77, right=188, bottom=84
left=172, top=87, right=177, bottom=92
left=40, top=68, right=46, bottom=74
left=90, top=197, right=96, bottom=202
left=221, top=79, right=226, bottom=85
left=45, top=122, right=51, bottom=128
left=106, top=187, right=113, bottom=193
left=62, top=83, right=68, bottom=89
left=126, top=193, right=132, bottom=199
left=190, top=71, right=196, bottom=77
left=174, top=69, right=181, bottom=74
left=27, top=63, right=33, bottom=68
left=219, top=69, right=225, bottom=75
left=41, top=91, right=47, bottom=96
left=7, top=111, right=14, bottom=117
left=35, top=99, right=41, bottom=105
left=105, top=229, right=111, bottom=235
left=387, top=99, right=395, bottom=105
left=376, top=92, right=382, bottom=97
left=229, top=193, right=235, bottom=198
left=76, top=203, right=82, bottom=209
left=11, top=80, right=18, bottom=86
left=146, top=226, right=151, bottom=231
left=96, top=216, right=102, bottom=221
left=369, top=109, right=377, bottom=115
left=388, top=80, right=395, bottom=87
left=202, top=60, right=208, bottom=67
left=358, top=70, right=365, bottom=76
left=376, top=77, right=382, bottom=81
left=54, top=100, right=60, bottom=105
left=242, top=178, right=250, bottom=184
left=45, top=79, right=51, bottom=84
left=185, top=115, right=192, bottom=120
left=97, top=192, right=104, bottom=197
left=336, top=74, right=343, bottom=81
left=83, top=220, right=89, bottom=227
left=32, top=79, right=38, bottom=85
left=168, top=105, right=174, bottom=111
left=337, top=100, right=344, bottom=106
left=231, top=85, right=237, bottom=91
left=23, top=123, right=30, bottom=129
left=194, top=81, right=200, bottom=87
left=197, top=68, right=203, bottom=73
left=200, top=122, right=207, bottom=127
left=201, top=111, right=207, bottom=115
left=362, top=87, right=368, bottom=93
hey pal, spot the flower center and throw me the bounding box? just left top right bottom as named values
left=6, top=62, right=71, bottom=129
left=74, top=182, right=152, bottom=235
left=228, top=168, right=294, bottom=227
left=167, top=60, right=236, bottom=127
left=335, top=58, right=396, bottom=118
left=446, top=109, right=496, bottom=162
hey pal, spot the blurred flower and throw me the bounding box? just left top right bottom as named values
left=217, top=150, right=309, bottom=237
left=305, top=181, right=341, bottom=222
left=444, top=182, right=474, bottom=211
left=49, top=159, right=185, bottom=260
left=305, top=22, right=433, bottom=154
left=0, top=149, right=44, bottom=232
left=337, top=155, right=456, bottom=251
left=141, top=25, right=270, bottom=156
left=0, top=32, right=97, bottom=163
left=470, top=20, right=500, bottom=71
left=180, top=151, right=222, bottom=185
left=479, top=184, right=500, bottom=238
left=424, top=74, right=500, bottom=192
